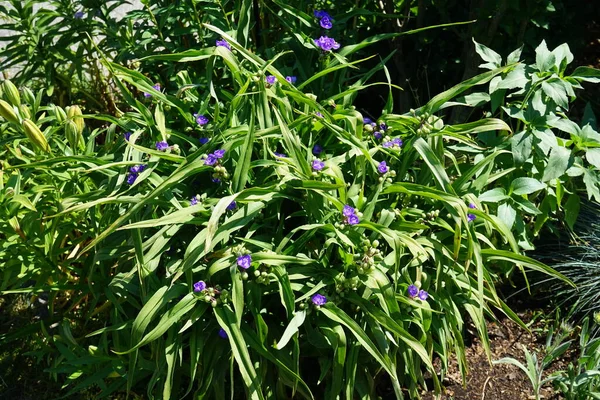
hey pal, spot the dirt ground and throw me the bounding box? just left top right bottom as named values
left=420, top=308, right=575, bottom=400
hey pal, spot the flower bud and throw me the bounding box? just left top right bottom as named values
left=66, top=105, right=84, bottom=134
left=19, top=104, right=31, bottom=120
left=1, top=80, right=20, bottom=106
left=22, top=119, right=50, bottom=152
left=53, top=105, right=67, bottom=124
left=241, top=272, right=249, bottom=280
left=0, top=99, right=19, bottom=124
left=22, top=87, right=35, bottom=105
left=65, top=120, right=81, bottom=150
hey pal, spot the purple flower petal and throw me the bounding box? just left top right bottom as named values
left=193, top=281, right=206, bottom=292
left=407, top=285, right=419, bottom=298
left=266, top=75, right=276, bottom=85
left=320, top=16, right=333, bottom=29
left=342, top=205, right=355, bottom=217
left=311, top=293, right=327, bottom=306
left=314, top=10, right=331, bottom=19
left=204, top=154, right=217, bottom=166
left=377, top=161, right=388, bottom=174
left=312, top=144, right=323, bottom=156
left=213, top=149, right=226, bottom=158
left=312, top=159, right=325, bottom=171
left=195, top=114, right=209, bottom=126
left=285, top=76, right=297, bottom=84
left=237, top=254, right=252, bottom=269
left=199, top=137, right=210, bottom=145
left=156, top=141, right=169, bottom=151
left=218, top=328, right=228, bottom=338
left=347, top=214, right=360, bottom=225
left=418, top=290, right=429, bottom=301
left=227, top=201, right=237, bottom=211
left=216, top=39, right=231, bottom=50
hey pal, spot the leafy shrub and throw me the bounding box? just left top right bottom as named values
left=1, top=3, right=600, bottom=400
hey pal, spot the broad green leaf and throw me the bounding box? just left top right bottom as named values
left=510, top=177, right=545, bottom=195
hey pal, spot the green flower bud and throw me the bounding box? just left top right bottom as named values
left=241, top=272, right=249, bottom=280
left=65, top=120, right=80, bottom=150
left=19, top=104, right=31, bottom=120
left=22, top=119, right=50, bottom=152
left=66, top=105, right=84, bottom=134
left=22, top=87, right=35, bottom=105
left=0, top=99, right=19, bottom=124
left=2, top=80, right=20, bottom=106
left=54, top=105, right=67, bottom=124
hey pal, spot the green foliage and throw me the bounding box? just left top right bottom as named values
left=1, top=1, right=599, bottom=399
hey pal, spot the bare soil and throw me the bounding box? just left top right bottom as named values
left=421, top=310, right=576, bottom=400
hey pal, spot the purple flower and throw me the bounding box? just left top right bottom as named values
left=129, top=164, right=146, bottom=174
left=213, top=149, right=226, bottom=158
left=379, top=123, right=388, bottom=131
left=74, top=11, right=84, bottom=19
left=383, top=138, right=403, bottom=148
left=212, top=177, right=221, bottom=183
left=237, top=254, right=252, bottom=270
left=418, top=290, right=429, bottom=301
left=312, top=144, right=323, bottom=156
left=363, top=117, right=374, bottom=125
left=143, top=83, right=160, bottom=98
left=156, top=141, right=169, bottom=151
left=320, top=16, right=332, bottom=29
left=467, top=203, right=477, bottom=222
left=314, top=10, right=331, bottom=19
left=312, top=159, right=325, bottom=171
left=204, top=154, right=217, bottom=166
left=195, top=114, right=209, bottom=126
left=274, top=152, right=287, bottom=158
left=126, top=173, right=137, bottom=185
left=124, top=132, right=131, bottom=141
left=199, top=137, right=210, bottom=145
left=315, top=111, right=323, bottom=118
left=373, top=131, right=383, bottom=140
left=311, top=293, right=327, bottom=306
left=343, top=205, right=355, bottom=217
left=377, top=161, right=388, bottom=174
left=193, top=281, right=206, bottom=292
left=190, top=196, right=199, bottom=206
left=407, top=285, right=419, bottom=298
left=216, top=39, right=231, bottom=50
left=285, top=76, right=297, bottom=84
left=314, top=36, right=340, bottom=51
left=227, top=201, right=237, bottom=211
left=265, top=75, right=276, bottom=85
left=347, top=214, right=360, bottom=225
left=218, top=328, right=228, bottom=339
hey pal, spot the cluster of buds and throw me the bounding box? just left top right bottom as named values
left=193, top=280, right=229, bottom=308
left=355, top=239, right=383, bottom=274
left=334, top=273, right=360, bottom=295
left=0, top=80, right=51, bottom=153
left=376, top=160, right=397, bottom=184
left=363, top=117, right=392, bottom=140
left=253, top=265, right=272, bottom=285
left=65, top=105, right=85, bottom=151
left=418, top=209, right=440, bottom=223
left=411, top=110, right=444, bottom=136
left=203, top=149, right=228, bottom=183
